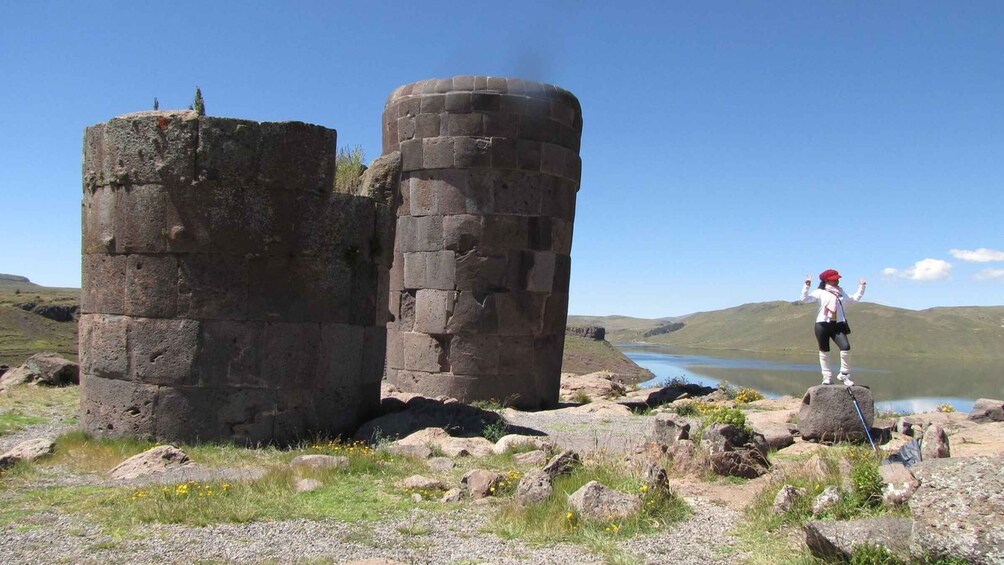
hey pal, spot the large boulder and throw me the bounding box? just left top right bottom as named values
left=559, top=371, right=626, bottom=401
left=909, top=456, right=1004, bottom=564
left=0, top=352, right=79, bottom=390
left=968, top=398, right=1004, bottom=423
left=354, top=397, right=503, bottom=443
left=461, top=469, right=504, bottom=499
left=109, top=445, right=191, bottom=480
left=567, top=481, right=641, bottom=522
left=804, top=517, right=913, bottom=562
left=394, top=427, right=494, bottom=458
left=797, top=385, right=874, bottom=443
left=0, top=438, right=56, bottom=470
left=515, top=469, right=553, bottom=505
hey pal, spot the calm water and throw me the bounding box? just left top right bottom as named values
left=620, top=345, right=1003, bottom=414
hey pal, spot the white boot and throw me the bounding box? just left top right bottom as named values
left=818, top=351, right=833, bottom=385
left=837, top=351, right=854, bottom=386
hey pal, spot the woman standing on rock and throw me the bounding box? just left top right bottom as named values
left=800, top=269, right=866, bottom=386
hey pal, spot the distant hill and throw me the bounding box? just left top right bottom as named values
left=0, top=274, right=41, bottom=289
left=561, top=333, right=654, bottom=380
left=575, top=302, right=1004, bottom=359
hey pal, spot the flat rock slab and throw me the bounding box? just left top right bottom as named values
left=909, top=456, right=1004, bottom=564
left=804, top=517, right=913, bottom=561
left=109, top=445, right=191, bottom=480
left=0, top=438, right=56, bottom=469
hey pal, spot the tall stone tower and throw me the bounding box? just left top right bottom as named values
left=79, top=111, right=391, bottom=445
left=381, top=76, right=583, bottom=409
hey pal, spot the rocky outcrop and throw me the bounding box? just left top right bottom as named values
left=702, top=423, right=770, bottom=479
left=642, top=322, right=684, bottom=337
left=0, top=438, right=56, bottom=470
left=909, top=456, right=1004, bottom=564
left=0, top=352, right=79, bottom=391
left=16, top=302, right=79, bottom=322
left=559, top=371, right=626, bottom=401
left=565, top=326, right=605, bottom=341
left=968, top=398, right=1004, bottom=423
left=804, top=517, right=913, bottom=562
left=354, top=396, right=504, bottom=443
left=797, top=385, right=874, bottom=443
left=108, top=445, right=191, bottom=480
left=568, top=481, right=641, bottom=522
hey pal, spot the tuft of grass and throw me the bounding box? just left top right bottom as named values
left=334, top=145, right=366, bottom=193
left=0, top=410, right=47, bottom=436
left=485, top=458, right=689, bottom=547
left=50, top=430, right=157, bottom=474
left=570, top=390, right=593, bottom=404
left=481, top=419, right=509, bottom=444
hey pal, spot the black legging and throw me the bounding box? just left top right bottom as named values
left=814, top=322, right=850, bottom=352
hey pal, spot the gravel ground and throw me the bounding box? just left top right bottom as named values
left=0, top=496, right=742, bottom=565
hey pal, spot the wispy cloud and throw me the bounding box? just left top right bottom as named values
left=950, top=248, right=1004, bottom=262
left=974, top=269, right=1004, bottom=281
left=882, top=258, right=952, bottom=281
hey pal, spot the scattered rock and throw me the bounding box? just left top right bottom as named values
left=461, top=469, right=504, bottom=499
left=440, top=488, right=463, bottom=502
left=354, top=397, right=503, bottom=443
left=493, top=434, right=551, bottom=455
left=109, top=445, right=191, bottom=480
left=798, top=385, right=874, bottom=443
left=920, top=424, right=950, bottom=459
left=646, top=414, right=690, bottom=448
left=294, top=478, right=323, bottom=493
left=387, top=444, right=432, bottom=459
left=702, top=423, right=770, bottom=478
left=559, top=372, right=626, bottom=401
left=804, top=517, right=913, bottom=562
left=564, top=400, right=632, bottom=416
left=542, top=449, right=581, bottom=479
left=514, top=450, right=548, bottom=466
left=772, top=484, right=805, bottom=514
left=289, top=454, right=349, bottom=470
left=394, top=427, right=494, bottom=458
left=879, top=461, right=919, bottom=505
left=666, top=439, right=705, bottom=475
left=426, top=457, right=455, bottom=472
left=641, top=462, right=669, bottom=492
left=968, top=398, right=1004, bottom=423
left=757, top=424, right=796, bottom=451
left=811, top=486, right=841, bottom=516
left=567, top=481, right=641, bottom=522
left=398, top=475, right=447, bottom=491
left=0, top=438, right=56, bottom=470
left=909, top=456, right=1004, bottom=564
left=0, top=352, right=79, bottom=391
left=515, top=469, right=553, bottom=505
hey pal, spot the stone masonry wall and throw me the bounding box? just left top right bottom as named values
left=382, top=76, right=583, bottom=409
left=79, top=110, right=390, bottom=445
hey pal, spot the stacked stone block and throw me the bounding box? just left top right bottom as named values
left=382, top=76, right=583, bottom=409
left=80, top=110, right=390, bottom=445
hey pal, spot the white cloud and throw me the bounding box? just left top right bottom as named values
left=950, top=248, right=1004, bottom=262
left=975, top=269, right=1004, bottom=281
left=882, top=258, right=952, bottom=281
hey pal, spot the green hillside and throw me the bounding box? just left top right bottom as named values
left=561, top=334, right=654, bottom=380
left=0, top=287, right=79, bottom=366
left=586, top=302, right=1004, bottom=359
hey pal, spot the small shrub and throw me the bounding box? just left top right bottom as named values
left=704, top=406, right=751, bottom=434
left=335, top=145, right=366, bottom=193
left=734, top=388, right=764, bottom=404
left=482, top=419, right=508, bottom=443
left=570, top=390, right=592, bottom=404
left=936, top=403, right=955, bottom=413
left=849, top=452, right=883, bottom=508
left=673, top=401, right=699, bottom=417
left=849, top=543, right=904, bottom=565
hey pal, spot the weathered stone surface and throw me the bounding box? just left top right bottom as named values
left=542, top=449, right=581, bottom=479
left=426, top=457, right=455, bottom=472
left=387, top=444, right=433, bottom=459
left=514, top=450, right=548, bottom=466
left=79, top=374, right=158, bottom=439
left=515, top=469, right=553, bottom=505
left=798, top=385, right=874, bottom=443
left=0, top=438, right=56, bottom=470
left=804, top=517, right=913, bottom=562
left=567, top=481, right=641, bottom=522
left=812, top=486, right=842, bottom=516
left=109, top=445, right=192, bottom=480
left=0, top=352, right=79, bottom=390
left=968, top=398, right=1004, bottom=423
left=493, top=434, right=551, bottom=455
left=289, top=455, right=349, bottom=470
left=398, top=475, right=447, bottom=491
left=880, top=461, right=919, bottom=505
left=909, top=456, right=1004, bottom=564
left=646, top=414, right=691, bottom=448
left=920, top=423, right=950, bottom=459
left=462, top=469, right=504, bottom=499
left=773, top=484, right=805, bottom=514
left=559, top=371, right=626, bottom=401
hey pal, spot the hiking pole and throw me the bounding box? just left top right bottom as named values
left=846, top=387, right=877, bottom=451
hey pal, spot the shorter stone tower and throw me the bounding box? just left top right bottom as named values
left=79, top=111, right=391, bottom=445
left=381, top=76, right=583, bottom=409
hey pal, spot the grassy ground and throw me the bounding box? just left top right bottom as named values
left=0, top=287, right=79, bottom=366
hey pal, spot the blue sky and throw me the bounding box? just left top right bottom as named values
left=1, top=1, right=1001, bottom=317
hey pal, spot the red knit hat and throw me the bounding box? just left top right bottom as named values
left=819, top=269, right=841, bottom=282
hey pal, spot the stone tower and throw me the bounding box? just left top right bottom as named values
left=79, top=111, right=391, bottom=445
left=381, top=76, right=583, bottom=409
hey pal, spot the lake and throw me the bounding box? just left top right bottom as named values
left=619, top=345, right=1003, bottom=414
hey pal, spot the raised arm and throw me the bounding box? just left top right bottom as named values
left=846, top=279, right=867, bottom=302
left=799, top=274, right=816, bottom=302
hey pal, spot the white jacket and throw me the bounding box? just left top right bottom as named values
left=799, top=283, right=865, bottom=323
